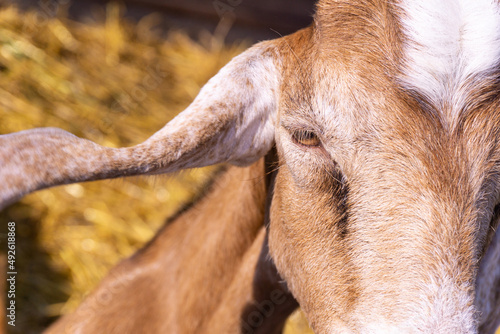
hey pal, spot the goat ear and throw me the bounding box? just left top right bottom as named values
left=0, top=40, right=281, bottom=209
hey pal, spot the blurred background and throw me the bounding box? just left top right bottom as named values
left=12, top=0, right=315, bottom=42
left=1, top=1, right=500, bottom=334
left=0, top=0, right=316, bottom=333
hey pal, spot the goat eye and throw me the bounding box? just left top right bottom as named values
left=292, top=130, right=321, bottom=147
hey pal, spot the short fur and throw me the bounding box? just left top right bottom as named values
left=1, top=0, right=499, bottom=333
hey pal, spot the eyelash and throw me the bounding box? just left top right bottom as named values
left=291, top=130, right=321, bottom=147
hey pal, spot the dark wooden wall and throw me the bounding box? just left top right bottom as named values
left=10, top=0, right=317, bottom=42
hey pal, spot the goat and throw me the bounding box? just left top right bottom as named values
left=1, top=0, right=500, bottom=333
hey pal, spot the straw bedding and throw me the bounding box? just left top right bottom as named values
left=0, top=3, right=312, bottom=333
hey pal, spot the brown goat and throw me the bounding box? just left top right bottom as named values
left=1, top=0, right=500, bottom=333
left=45, top=156, right=300, bottom=334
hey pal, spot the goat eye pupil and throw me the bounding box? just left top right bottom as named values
left=293, top=130, right=321, bottom=147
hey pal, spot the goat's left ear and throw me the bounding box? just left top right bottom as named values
left=0, top=39, right=284, bottom=209
left=141, top=39, right=281, bottom=169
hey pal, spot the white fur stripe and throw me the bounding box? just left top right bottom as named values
left=399, top=0, right=500, bottom=113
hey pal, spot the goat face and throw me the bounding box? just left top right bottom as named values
left=1, top=0, right=499, bottom=333
left=267, top=2, right=500, bottom=333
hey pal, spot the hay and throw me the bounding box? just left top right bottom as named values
left=0, top=3, right=313, bottom=334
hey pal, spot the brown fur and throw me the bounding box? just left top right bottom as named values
left=267, top=1, right=500, bottom=332
left=46, top=157, right=297, bottom=334
left=1, top=1, right=500, bottom=333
